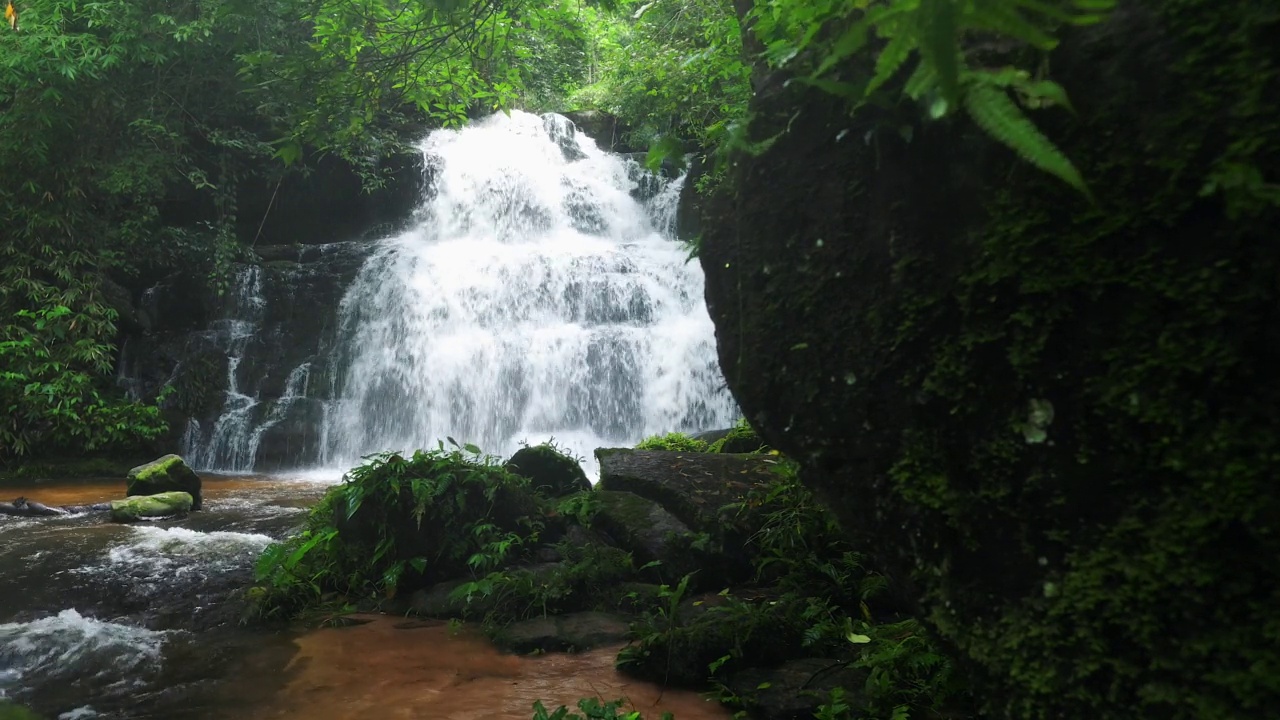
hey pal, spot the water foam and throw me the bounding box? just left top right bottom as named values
left=0, top=610, right=166, bottom=690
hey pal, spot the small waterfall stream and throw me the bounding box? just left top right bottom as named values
left=185, top=111, right=736, bottom=472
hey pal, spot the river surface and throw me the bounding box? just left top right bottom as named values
left=0, top=476, right=727, bottom=720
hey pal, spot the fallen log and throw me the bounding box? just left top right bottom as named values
left=0, top=497, right=110, bottom=517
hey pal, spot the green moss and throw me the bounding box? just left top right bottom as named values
left=634, top=432, right=710, bottom=452
left=0, top=703, right=45, bottom=720
left=129, top=454, right=184, bottom=482
left=109, top=491, right=193, bottom=522
left=708, top=420, right=768, bottom=454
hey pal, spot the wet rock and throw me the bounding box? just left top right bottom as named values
left=593, top=491, right=692, bottom=568
left=109, top=492, right=193, bottom=522
left=595, top=449, right=776, bottom=535
left=126, top=455, right=202, bottom=511
left=504, top=444, right=590, bottom=499
left=728, top=659, right=868, bottom=720
left=493, top=611, right=630, bottom=654
left=562, top=110, right=632, bottom=153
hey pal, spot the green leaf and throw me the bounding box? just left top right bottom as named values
left=962, top=82, right=1089, bottom=196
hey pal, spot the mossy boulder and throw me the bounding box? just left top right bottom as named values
left=698, top=2, right=1280, bottom=718
left=504, top=444, right=591, bottom=498
left=126, top=454, right=202, bottom=511
left=593, top=490, right=695, bottom=577
left=109, top=491, right=194, bottom=522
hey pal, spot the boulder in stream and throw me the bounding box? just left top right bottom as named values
left=109, top=491, right=194, bottom=522
left=127, top=455, right=202, bottom=511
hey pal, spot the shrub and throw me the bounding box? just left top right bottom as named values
left=251, top=445, right=544, bottom=618
left=634, top=432, right=709, bottom=453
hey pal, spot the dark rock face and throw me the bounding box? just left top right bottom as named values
left=562, top=110, right=633, bottom=153
left=117, top=240, right=375, bottom=466
left=698, top=3, right=1280, bottom=719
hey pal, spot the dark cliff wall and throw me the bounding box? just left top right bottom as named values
left=698, top=2, right=1279, bottom=718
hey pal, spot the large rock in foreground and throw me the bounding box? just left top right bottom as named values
left=697, top=2, right=1280, bottom=718
left=127, top=455, right=202, bottom=511
left=110, top=492, right=193, bottom=522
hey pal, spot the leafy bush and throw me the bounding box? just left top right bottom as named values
left=634, top=433, right=710, bottom=453
left=251, top=445, right=545, bottom=618
left=0, top=305, right=167, bottom=462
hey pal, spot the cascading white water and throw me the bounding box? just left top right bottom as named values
left=319, top=111, right=736, bottom=469
left=183, top=110, right=736, bottom=473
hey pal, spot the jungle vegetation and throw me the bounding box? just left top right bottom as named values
left=1, top=0, right=1110, bottom=463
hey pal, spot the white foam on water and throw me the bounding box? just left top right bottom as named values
left=105, top=526, right=272, bottom=575
left=0, top=610, right=167, bottom=689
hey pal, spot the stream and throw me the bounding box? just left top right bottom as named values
left=0, top=477, right=728, bottom=719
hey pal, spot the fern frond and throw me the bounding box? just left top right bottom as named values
left=966, top=2, right=1058, bottom=50
left=917, top=0, right=961, bottom=110
left=962, top=82, right=1089, bottom=195
left=903, top=60, right=937, bottom=100
left=865, top=27, right=916, bottom=98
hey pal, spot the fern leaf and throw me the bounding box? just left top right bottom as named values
left=814, top=2, right=918, bottom=78
left=966, top=1, right=1058, bottom=50
left=917, top=0, right=961, bottom=110
left=903, top=60, right=937, bottom=100
left=865, top=27, right=916, bottom=98
left=963, top=82, right=1088, bottom=194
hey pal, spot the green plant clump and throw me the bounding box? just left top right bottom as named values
left=634, top=433, right=710, bottom=453
left=251, top=445, right=544, bottom=618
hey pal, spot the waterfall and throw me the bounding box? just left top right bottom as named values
left=187, top=110, right=737, bottom=473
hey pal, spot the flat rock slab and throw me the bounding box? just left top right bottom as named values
left=729, top=658, right=869, bottom=720
left=595, top=449, right=780, bottom=533
left=494, top=611, right=631, bottom=654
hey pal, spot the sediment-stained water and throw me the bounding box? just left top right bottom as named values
left=0, top=476, right=728, bottom=719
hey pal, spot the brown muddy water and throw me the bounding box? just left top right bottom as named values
left=0, top=475, right=727, bottom=720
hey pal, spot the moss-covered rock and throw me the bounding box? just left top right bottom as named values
left=593, top=490, right=695, bottom=578
left=708, top=422, right=767, bottom=454
left=109, top=491, right=193, bottom=522
left=126, top=454, right=202, bottom=511
left=698, top=2, right=1280, bottom=718
left=504, top=444, right=591, bottom=498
